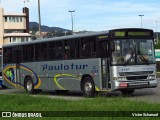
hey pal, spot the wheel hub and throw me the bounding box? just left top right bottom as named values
left=27, top=80, right=32, bottom=91
left=84, top=81, right=92, bottom=93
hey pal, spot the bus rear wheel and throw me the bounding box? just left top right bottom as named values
left=82, top=77, right=95, bottom=97
left=25, top=78, right=34, bottom=94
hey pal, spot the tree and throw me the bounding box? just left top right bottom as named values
left=155, top=40, right=160, bottom=49
left=31, top=25, right=38, bottom=35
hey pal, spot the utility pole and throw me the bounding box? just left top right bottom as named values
left=38, top=0, right=42, bottom=39
left=68, top=10, right=75, bottom=34
left=139, top=15, right=144, bottom=28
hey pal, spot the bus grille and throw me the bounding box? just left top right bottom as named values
left=119, top=71, right=153, bottom=76
left=128, top=82, right=149, bottom=88
left=126, top=76, right=147, bottom=80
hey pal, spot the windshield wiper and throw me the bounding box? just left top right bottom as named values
left=139, top=55, right=150, bottom=65
left=123, top=54, right=135, bottom=66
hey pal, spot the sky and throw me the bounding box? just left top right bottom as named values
left=0, top=0, right=160, bottom=32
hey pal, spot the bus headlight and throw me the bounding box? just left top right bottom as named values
left=147, top=75, right=156, bottom=79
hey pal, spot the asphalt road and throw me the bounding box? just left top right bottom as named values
left=0, top=79, right=160, bottom=102
left=103, top=78, right=160, bottom=103
left=125, top=78, right=160, bottom=103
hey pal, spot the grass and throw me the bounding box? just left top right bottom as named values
left=0, top=94, right=159, bottom=111
left=0, top=94, right=159, bottom=120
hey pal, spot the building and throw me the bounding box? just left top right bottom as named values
left=0, top=7, right=33, bottom=54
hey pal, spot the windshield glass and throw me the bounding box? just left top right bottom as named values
left=111, top=39, right=155, bottom=65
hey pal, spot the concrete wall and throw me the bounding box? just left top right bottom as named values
left=0, top=8, right=4, bottom=48
left=0, top=7, right=30, bottom=49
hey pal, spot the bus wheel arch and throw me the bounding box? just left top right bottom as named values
left=24, top=76, right=34, bottom=94
left=81, top=75, right=95, bottom=97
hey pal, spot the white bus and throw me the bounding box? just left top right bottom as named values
left=2, top=28, right=157, bottom=97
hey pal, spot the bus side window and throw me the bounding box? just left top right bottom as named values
left=79, top=39, right=84, bottom=58
left=35, top=43, right=47, bottom=61
left=48, top=42, right=56, bottom=60
left=48, top=41, right=63, bottom=60
left=79, top=37, right=96, bottom=58
left=64, top=39, right=78, bottom=59
left=64, top=40, right=70, bottom=59
left=70, top=39, right=78, bottom=59
left=3, top=47, right=13, bottom=63
left=55, top=41, right=63, bottom=59
left=13, top=49, right=22, bottom=63
left=23, top=45, right=34, bottom=62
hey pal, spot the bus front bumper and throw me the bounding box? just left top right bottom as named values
left=113, top=79, right=158, bottom=90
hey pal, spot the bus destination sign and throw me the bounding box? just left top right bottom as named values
left=113, top=31, right=152, bottom=38
left=114, top=31, right=125, bottom=37
left=128, top=31, right=151, bottom=37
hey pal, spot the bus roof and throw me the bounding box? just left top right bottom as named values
left=3, top=28, right=153, bottom=47
left=3, top=30, right=109, bottom=47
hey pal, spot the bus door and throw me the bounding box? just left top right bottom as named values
left=98, top=40, right=110, bottom=89
left=13, top=48, right=21, bottom=88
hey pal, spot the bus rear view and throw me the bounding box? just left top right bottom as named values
left=110, top=28, right=157, bottom=95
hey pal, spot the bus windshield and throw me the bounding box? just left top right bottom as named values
left=111, top=39, right=155, bottom=65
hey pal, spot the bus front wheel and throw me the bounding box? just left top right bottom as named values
left=82, top=77, right=95, bottom=97
left=25, top=78, right=34, bottom=94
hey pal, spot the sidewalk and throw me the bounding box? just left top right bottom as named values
left=0, top=89, right=25, bottom=94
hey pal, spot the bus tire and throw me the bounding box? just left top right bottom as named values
left=121, top=89, right=134, bottom=96
left=82, top=77, right=95, bottom=97
left=25, top=77, right=34, bottom=94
